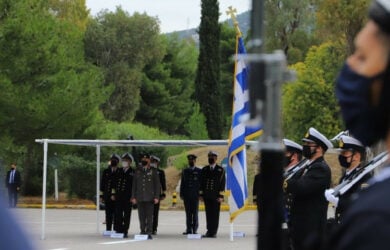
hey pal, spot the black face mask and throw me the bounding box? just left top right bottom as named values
left=208, top=158, right=215, bottom=165
left=189, top=161, right=195, bottom=167
left=338, top=155, right=352, bottom=169
left=141, top=160, right=148, bottom=166
left=284, top=155, right=292, bottom=167
left=111, top=160, right=118, bottom=167
left=302, top=145, right=316, bottom=159
left=336, top=63, right=389, bottom=146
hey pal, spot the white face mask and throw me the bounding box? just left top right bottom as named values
left=150, top=163, right=157, bottom=168
left=122, top=161, right=129, bottom=168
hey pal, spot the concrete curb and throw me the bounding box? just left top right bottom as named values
left=17, top=203, right=258, bottom=211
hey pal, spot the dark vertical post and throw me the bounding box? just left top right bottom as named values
left=248, top=1, right=285, bottom=250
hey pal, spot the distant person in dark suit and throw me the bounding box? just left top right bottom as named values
left=5, top=163, right=21, bottom=208
left=151, top=155, right=166, bottom=235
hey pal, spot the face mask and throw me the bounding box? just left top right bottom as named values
left=141, top=160, right=148, bottom=166
left=189, top=161, right=195, bottom=167
left=111, top=160, right=118, bottom=167
left=336, top=63, right=389, bottom=146
left=302, top=145, right=316, bottom=159
left=122, top=162, right=129, bottom=168
left=338, top=155, right=352, bottom=169
left=208, top=158, right=215, bottom=165
left=284, top=155, right=292, bottom=167
left=150, top=163, right=157, bottom=168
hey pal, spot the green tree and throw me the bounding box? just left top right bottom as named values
left=0, top=0, right=106, bottom=194
left=195, top=0, right=223, bottom=139
left=265, top=0, right=318, bottom=64
left=48, top=0, right=89, bottom=30
left=183, top=103, right=209, bottom=139
left=219, top=22, right=237, bottom=132
left=316, top=0, right=369, bottom=55
left=282, top=42, right=344, bottom=141
left=136, top=35, right=198, bottom=135
left=84, top=8, right=165, bottom=122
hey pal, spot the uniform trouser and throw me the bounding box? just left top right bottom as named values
left=7, top=186, right=18, bottom=208
left=204, top=198, right=220, bottom=235
left=104, top=200, right=116, bottom=231
left=152, top=202, right=160, bottom=232
left=137, top=201, right=154, bottom=234
left=184, top=197, right=199, bottom=233
left=114, top=198, right=132, bottom=233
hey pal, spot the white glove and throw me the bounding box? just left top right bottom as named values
left=324, top=189, right=339, bottom=206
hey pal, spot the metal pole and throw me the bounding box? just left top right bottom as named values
left=248, top=1, right=286, bottom=249
left=96, top=145, right=101, bottom=234
left=54, top=169, right=58, bottom=201
left=41, top=139, right=48, bottom=240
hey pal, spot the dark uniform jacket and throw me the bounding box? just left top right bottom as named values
left=131, top=167, right=160, bottom=202
left=5, top=169, right=21, bottom=189
left=157, top=168, right=167, bottom=199
left=100, top=166, right=119, bottom=201
left=116, top=167, right=134, bottom=201
left=286, top=156, right=331, bottom=248
left=199, top=164, right=225, bottom=200
left=327, top=168, right=390, bottom=250
left=180, top=166, right=202, bottom=199
left=335, top=166, right=372, bottom=223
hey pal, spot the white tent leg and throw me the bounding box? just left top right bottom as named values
left=41, top=139, right=48, bottom=240
left=96, top=145, right=101, bottom=234
left=230, top=222, right=234, bottom=241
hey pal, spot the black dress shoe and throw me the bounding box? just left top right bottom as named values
left=202, top=233, right=216, bottom=238
left=152, top=231, right=157, bottom=235
left=147, top=234, right=153, bottom=240
left=183, top=231, right=192, bottom=235
left=123, top=233, right=128, bottom=238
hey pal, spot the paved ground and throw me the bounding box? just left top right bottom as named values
left=13, top=208, right=258, bottom=250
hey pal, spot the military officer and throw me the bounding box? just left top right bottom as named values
left=180, top=154, right=202, bottom=235
left=282, top=139, right=304, bottom=250
left=325, top=135, right=371, bottom=224
left=284, top=128, right=332, bottom=250
left=200, top=151, right=226, bottom=238
left=114, top=152, right=135, bottom=238
left=150, top=155, right=166, bottom=235
left=100, top=154, right=120, bottom=232
left=131, top=153, right=160, bottom=240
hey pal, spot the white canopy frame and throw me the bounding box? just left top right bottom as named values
left=35, top=139, right=258, bottom=240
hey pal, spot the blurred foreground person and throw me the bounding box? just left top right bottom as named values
left=328, top=1, right=390, bottom=249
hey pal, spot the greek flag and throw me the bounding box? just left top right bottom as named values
left=227, top=36, right=262, bottom=222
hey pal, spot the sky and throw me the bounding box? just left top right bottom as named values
left=86, top=0, right=251, bottom=33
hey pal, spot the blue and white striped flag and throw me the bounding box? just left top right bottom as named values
left=227, top=36, right=262, bottom=222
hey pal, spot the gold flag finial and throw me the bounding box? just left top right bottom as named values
left=226, top=6, right=242, bottom=37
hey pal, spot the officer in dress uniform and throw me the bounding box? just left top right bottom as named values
left=324, top=136, right=371, bottom=224
left=180, top=154, right=202, bottom=235
left=5, top=163, right=21, bottom=208
left=150, top=155, right=166, bottom=235
left=114, top=152, right=135, bottom=238
left=100, top=154, right=120, bottom=232
left=284, top=128, right=332, bottom=250
left=200, top=151, right=226, bottom=238
left=282, top=139, right=304, bottom=250
left=131, top=153, right=160, bottom=240
left=326, top=2, right=390, bottom=249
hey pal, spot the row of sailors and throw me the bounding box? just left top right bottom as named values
left=254, top=127, right=372, bottom=250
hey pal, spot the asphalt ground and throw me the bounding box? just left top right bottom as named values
left=13, top=208, right=258, bottom=250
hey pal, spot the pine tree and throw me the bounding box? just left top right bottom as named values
left=194, top=0, right=223, bottom=139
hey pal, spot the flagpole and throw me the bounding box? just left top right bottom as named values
left=226, top=7, right=242, bottom=243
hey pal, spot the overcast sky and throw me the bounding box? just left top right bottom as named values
left=86, top=0, right=251, bottom=33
